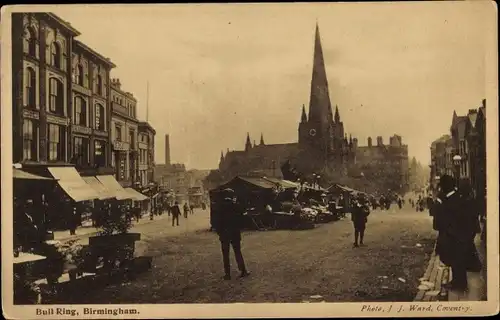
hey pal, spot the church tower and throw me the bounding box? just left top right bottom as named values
left=298, top=22, right=335, bottom=158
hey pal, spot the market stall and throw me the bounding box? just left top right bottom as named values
left=210, top=176, right=317, bottom=230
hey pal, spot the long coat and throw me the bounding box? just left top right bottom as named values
left=434, top=190, right=476, bottom=267
left=213, top=199, right=244, bottom=242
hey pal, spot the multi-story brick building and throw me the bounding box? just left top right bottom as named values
left=70, top=40, right=115, bottom=174
left=138, top=121, right=156, bottom=186
left=110, top=78, right=139, bottom=187
left=12, top=13, right=115, bottom=176
left=450, top=100, right=486, bottom=197
left=430, top=99, right=486, bottom=199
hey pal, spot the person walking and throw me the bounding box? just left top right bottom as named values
left=434, top=175, right=471, bottom=292
left=171, top=201, right=181, bottom=227
left=190, top=203, right=195, bottom=215
left=183, top=202, right=190, bottom=219
left=351, top=194, right=370, bottom=247
left=213, top=188, right=250, bottom=280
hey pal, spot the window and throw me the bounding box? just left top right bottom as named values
left=95, top=103, right=105, bottom=130
left=73, top=96, right=87, bottom=126
left=25, top=67, right=36, bottom=107
left=23, top=27, right=37, bottom=57
left=75, top=64, right=83, bottom=85
left=49, top=78, right=64, bottom=115
left=50, top=42, right=61, bottom=69
left=94, top=140, right=106, bottom=167
left=97, top=75, right=102, bottom=95
left=48, top=124, right=65, bottom=161
left=129, top=130, right=135, bottom=149
left=115, top=124, right=122, bottom=141
left=73, top=136, right=90, bottom=166
left=23, top=119, right=38, bottom=161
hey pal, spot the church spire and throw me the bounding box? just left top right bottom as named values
left=328, top=104, right=334, bottom=123
left=245, top=133, right=252, bottom=151
left=308, top=22, right=332, bottom=128
left=334, top=105, right=340, bottom=123
left=260, top=133, right=265, bottom=145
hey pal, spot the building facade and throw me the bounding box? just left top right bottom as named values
left=12, top=13, right=115, bottom=176
left=430, top=99, right=486, bottom=199
left=210, top=24, right=409, bottom=193
left=138, top=121, right=156, bottom=186
left=110, top=78, right=139, bottom=187
left=70, top=40, right=115, bottom=174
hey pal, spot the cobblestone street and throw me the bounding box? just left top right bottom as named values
left=58, top=206, right=436, bottom=304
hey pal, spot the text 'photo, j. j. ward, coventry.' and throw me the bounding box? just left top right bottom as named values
left=1, top=2, right=498, bottom=319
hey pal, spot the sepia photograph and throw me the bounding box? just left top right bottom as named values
left=1, top=2, right=498, bottom=319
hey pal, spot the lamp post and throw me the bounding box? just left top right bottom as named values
left=452, top=154, right=462, bottom=186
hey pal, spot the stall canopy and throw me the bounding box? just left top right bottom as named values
left=82, top=176, right=115, bottom=200
left=124, top=188, right=148, bottom=201
left=48, top=167, right=99, bottom=202
left=14, top=169, right=55, bottom=180
left=95, top=175, right=131, bottom=200
left=328, top=184, right=355, bottom=193
left=212, top=176, right=277, bottom=194
left=262, top=177, right=300, bottom=189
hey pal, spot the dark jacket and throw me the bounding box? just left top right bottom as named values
left=351, top=202, right=370, bottom=224
left=434, top=189, right=471, bottom=266
left=171, top=205, right=181, bottom=216
left=213, top=198, right=244, bottom=240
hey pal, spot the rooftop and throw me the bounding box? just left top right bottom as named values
left=74, top=40, right=116, bottom=68
left=45, top=13, right=81, bottom=37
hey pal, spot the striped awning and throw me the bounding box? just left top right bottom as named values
left=96, top=175, right=132, bottom=200
left=82, top=176, right=115, bottom=200
left=13, top=169, right=55, bottom=180
left=48, top=167, right=99, bottom=202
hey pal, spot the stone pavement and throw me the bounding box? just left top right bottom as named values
left=414, top=231, right=486, bottom=302
left=53, top=209, right=210, bottom=244
left=53, top=212, right=162, bottom=242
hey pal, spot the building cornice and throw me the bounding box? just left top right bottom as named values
left=74, top=40, right=116, bottom=68
left=44, top=13, right=81, bottom=37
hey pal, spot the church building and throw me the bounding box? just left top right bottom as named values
left=212, top=23, right=408, bottom=192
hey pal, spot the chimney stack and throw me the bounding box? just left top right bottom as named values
left=165, top=134, right=171, bottom=166
left=367, top=137, right=372, bottom=148
left=377, top=136, right=384, bottom=146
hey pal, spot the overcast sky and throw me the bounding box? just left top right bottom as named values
left=50, top=2, right=494, bottom=170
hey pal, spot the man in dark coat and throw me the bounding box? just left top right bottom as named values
left=171, top=201, right=181, bottom=227
left=458, top=179, right=482, bottom=273
left=213, top=188, right=250, bottom=280
left=351, top=194, right=370, bottom=247
left=434, top=175, right=472, bottom=292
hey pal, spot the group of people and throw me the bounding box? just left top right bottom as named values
left=430, top=175, right=483, bottom=292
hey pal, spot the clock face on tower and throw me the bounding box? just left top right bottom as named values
left=309, top=129, right=317, bottom=137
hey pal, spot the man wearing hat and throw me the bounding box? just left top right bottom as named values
left=213, top=188, right=250, bottom=280
left=433, top=174, right=469, bottom=291
left=351, top=194, right=370, bottom=247
left=171, top=201, right=181, bottom=227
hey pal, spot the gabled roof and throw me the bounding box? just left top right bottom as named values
left=468, top=113, right=478, bottom=128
